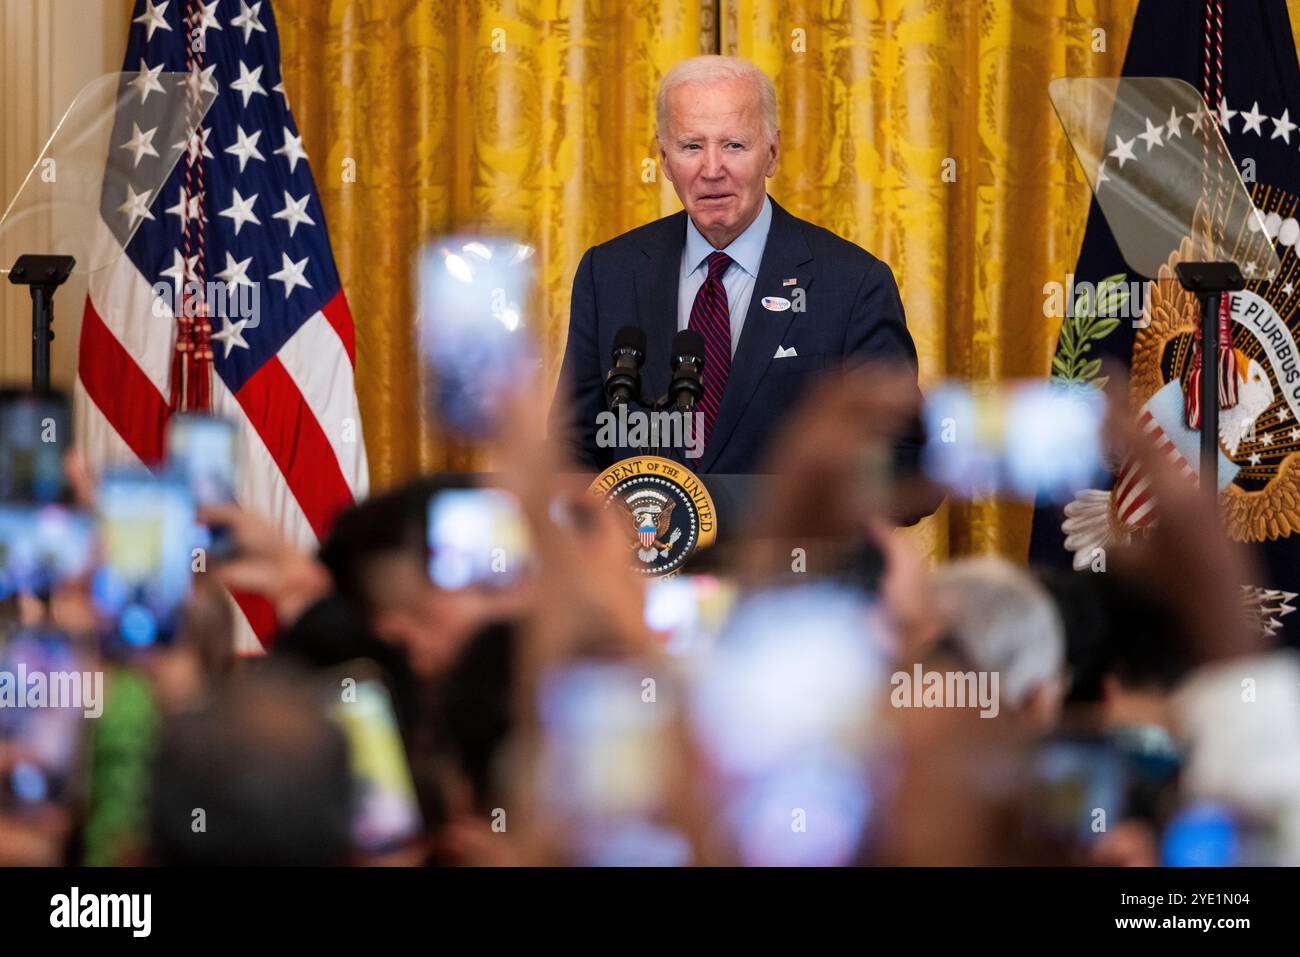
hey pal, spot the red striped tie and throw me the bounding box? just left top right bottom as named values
left=688, top=251, right=733, bottom=448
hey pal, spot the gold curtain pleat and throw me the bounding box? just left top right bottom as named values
left=277, top=0, right=1152, bottom=563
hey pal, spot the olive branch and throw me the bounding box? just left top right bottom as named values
left=1051, top=273, right=1129, bottom=389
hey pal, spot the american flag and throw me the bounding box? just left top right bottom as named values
left=76, top=0, right=368, bottom=652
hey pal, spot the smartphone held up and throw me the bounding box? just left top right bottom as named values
left=0, top=390, right=89, bottom=601
left=921, top=379, right=1107, bottom=503
left=416, top=236, right=540, bottom=439
left=92, top=470, right=196, bottom=654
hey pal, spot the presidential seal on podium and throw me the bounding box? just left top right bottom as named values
left=588, top=456, right=718, bottom=577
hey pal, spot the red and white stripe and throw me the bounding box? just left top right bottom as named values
left=1113, top=407, right=1198, bottom=529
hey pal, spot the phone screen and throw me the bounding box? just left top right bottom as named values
left=0, top=630, right=87, bottom=809
left=0, top=504, right=95, bottom=599
left=166, top=413, right=238, bottom=560
left=416, top=236, right=538, bottom=438
left=427, top=488, right=532, bottom=590
left=92, top=471, right=195, bottom=652
left=537, top=660, right=690, bottom=865
left=0, top=389, right=72, bottom=505
left=329, top=675, right=423, bottom=853
left=1161, top=804, right=1242, bottom=866
left=166, top=413, right=237, bottom=506
left=1028, top=737, right=1130, bottom=845
left=643, top=574, right=737, bottom=657
left=686, top=584, right=885, bottom=866
left=922, top=380, right=1106, bottom=502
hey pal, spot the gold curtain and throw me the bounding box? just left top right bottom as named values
left=276, top=0, right=1148, bottom=563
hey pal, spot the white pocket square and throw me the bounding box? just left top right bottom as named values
left=773, top=345, right=798, bottom=359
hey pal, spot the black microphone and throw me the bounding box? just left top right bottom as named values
left=604, top=326, right=647, bottom=410
left=667, top=329, right=706, bottom=412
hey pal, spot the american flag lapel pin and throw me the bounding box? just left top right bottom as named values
left=783, top=277, right=797, bottom=286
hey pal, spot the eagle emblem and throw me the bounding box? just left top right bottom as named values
left=588, top=455, right=717, bottom=577
left=620, top=496, right=682, bottom=564
left=1056, top=201, right=1298, bottom=638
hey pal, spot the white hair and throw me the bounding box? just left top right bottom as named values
left=931, top=556, right=1066, bottom=709
left=655, top=55, right=778, bottom=144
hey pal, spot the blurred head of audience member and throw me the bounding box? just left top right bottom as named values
left=930, top=556, right=1067, bottom=733
left=149, top=667, right=351, bottom=866
left=1038, top=567, right=1189, bottom=738
left=318, top=476, right=503, bottom=680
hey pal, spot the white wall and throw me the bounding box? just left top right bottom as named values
left=1, top=0, right=133, bottom=389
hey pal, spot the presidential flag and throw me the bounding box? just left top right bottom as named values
left=76, top=0, right=368, bottom=652
left=1030, top=0, right=1300, bottom=647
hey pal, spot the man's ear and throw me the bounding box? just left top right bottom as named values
left=765, top=130, right=781, bottom=177
left=658, top=140, right=674, bottom=185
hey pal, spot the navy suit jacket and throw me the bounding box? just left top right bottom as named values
left=550, top=196, right=924, bottom=476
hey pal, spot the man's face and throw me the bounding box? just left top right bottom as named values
left=659, top=76, right=779, bottom=249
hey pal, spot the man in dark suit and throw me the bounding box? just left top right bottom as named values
left=551, top=55, right=929, bottom=501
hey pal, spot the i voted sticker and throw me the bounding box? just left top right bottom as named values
left=761, top=296, right=791, bottom=312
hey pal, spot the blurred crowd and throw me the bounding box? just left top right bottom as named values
left=2, top=365, right=1299, bottom=867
